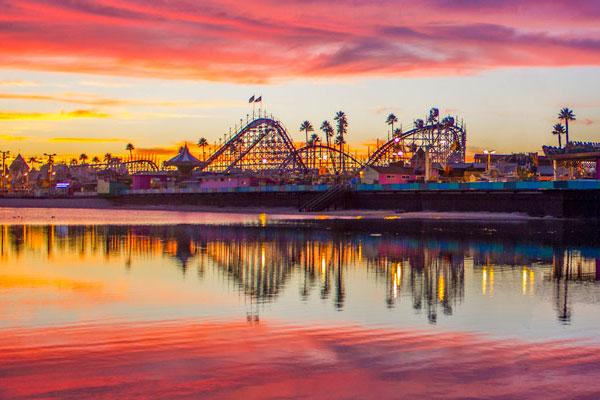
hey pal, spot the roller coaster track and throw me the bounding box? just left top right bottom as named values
left=280, top=144, right=365, bottom=171
left=200, top=117, right=307, bottom=173
left=366, top=121, right=466, bottom=167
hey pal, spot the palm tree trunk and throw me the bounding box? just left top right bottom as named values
left=326, top=136, right=336, bottom=173
left=558, top=134, right=562, bottom=148
left=565, top=120, right=569, bottom=146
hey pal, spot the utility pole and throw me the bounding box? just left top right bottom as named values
left=0, top=150, right=9, bottom=191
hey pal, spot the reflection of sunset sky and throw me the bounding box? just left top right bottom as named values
left=1, top=223, right=599, bottom=340
left=2, top=320, right=600, bottom=399
left=2, top=218, right=600, bottom=398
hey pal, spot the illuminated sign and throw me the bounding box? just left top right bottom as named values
left=56, top=182, right=70, bottom=189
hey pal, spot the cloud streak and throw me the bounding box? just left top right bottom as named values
left=47, top=137, right=128, bottom=143
left=0, top=0, right=598, bottom=83
left=0, top=92, right=244, bottom=108
left=0, top=109, right=109, bottom=121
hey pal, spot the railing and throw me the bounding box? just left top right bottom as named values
left=298, top=182, right=351, bottom=212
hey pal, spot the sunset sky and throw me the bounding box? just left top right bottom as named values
left=1, top=0, right=599, bottom=161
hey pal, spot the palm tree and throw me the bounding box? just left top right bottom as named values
left=70, top=158, right=78, bottom=166
left=43, top=153, right=56, bottom=165
left=320, top=120, right=336, bottom=172
left=334, top=111, right=348, bottom=172
left=104, top=153, right=112, bottom=163
left=79, top=153, right=88, bottom=164
left=126, top=143, right=135, bottom=158
left=299, top=121, right=314, bottom=145
left=27, top=156, right=40, bottom=166
left=92, top=156, right=100, bottom=164
left=558, top=108, right=575, bottom=146
left=197, top=137, right=209, bottom=161
left=552, top=123, right=565, bottom=148
left=309, top=133, right=321, bottom=169
left=386, top=113, right=398, bottom=139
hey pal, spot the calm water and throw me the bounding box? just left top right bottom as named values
left=1, top=209, right=600, bottom=399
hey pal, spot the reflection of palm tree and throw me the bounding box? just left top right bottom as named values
left=300, top=121, right=314, bottom=146
left=197, top=137, right=209, bottom=161
left=552, top=123, right=565, bottom=148
left=558, top=108, right=575, bottom=146
left=334, top=243, right=345, bottom=309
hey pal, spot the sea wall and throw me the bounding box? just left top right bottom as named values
left=115, top=189, right=600, bottom=218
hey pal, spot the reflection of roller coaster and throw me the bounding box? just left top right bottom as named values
left=197, top=108, right=466, bottom=175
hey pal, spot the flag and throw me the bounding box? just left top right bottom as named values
left=249, top=95, right=255, bottom=103
left=255, top=96, right=262, bottom=102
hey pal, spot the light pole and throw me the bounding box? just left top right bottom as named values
left=483, top=150, right=495, bottom=173
left=43, top=153, right=57, bottom=190
left=0, top=150, right=9, bottom=191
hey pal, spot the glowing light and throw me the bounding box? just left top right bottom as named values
left=482, top=268, right=487, bottom=295
left=258, top=213, right=267, bottom=227
left=261, top=247, right=265, bottom=268
left=323, top=155, right=328, bottom=160
left=529, top=270, right=534, bottom=294
left=394, top=137, right=400, bottom=143
left=522, top=267, right=527, bottom=295
left=490, top=267, right=494, bottom=295
left=438, top=275, right=445, bottom=301
left=397, top=151, right=403, bottom=156
left=262, top=158, right=267, bottom=164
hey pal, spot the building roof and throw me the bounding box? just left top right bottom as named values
left=9, top=154, right=29, bottom=173
left=165, top=144, right=201, bottom=166
left=368, top=165, right=417, bottom=175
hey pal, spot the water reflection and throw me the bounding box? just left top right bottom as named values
left=1, top=223, right=599, bottom=326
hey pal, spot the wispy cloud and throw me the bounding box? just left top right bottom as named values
left=0, top=80, right=39, bottom=87
left=0, top=134, right=30, bottom=141
left=47, top=137, right=128, bottom=143
left=0, top=92, right=243, bottom=108
left=0, top=109, right=109, bottom=121
left=0, top=0, right=599, bottom=83
left=79, top=80, right=132, bottom=88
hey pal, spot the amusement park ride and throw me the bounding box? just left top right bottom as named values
left=191, top=107, right=467, bottom=176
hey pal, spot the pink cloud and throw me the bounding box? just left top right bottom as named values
left=0, top=0, right=599, bottom=83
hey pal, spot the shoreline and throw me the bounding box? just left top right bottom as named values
left=0, top=196, right=547, bottom=222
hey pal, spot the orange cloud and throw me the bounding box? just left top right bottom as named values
left=0, top=109, right=109, bottom=121
left=0, top=134, right=30, bottom=141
